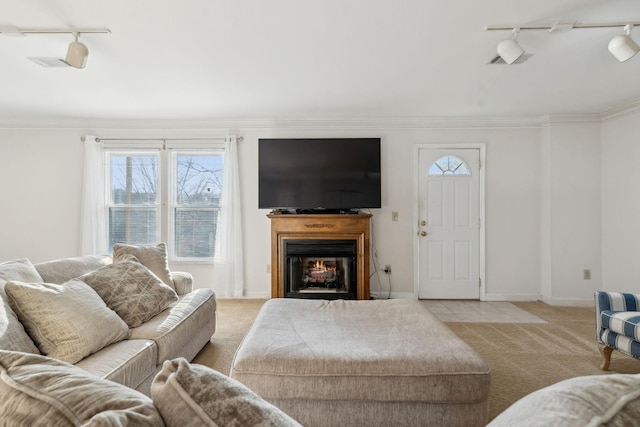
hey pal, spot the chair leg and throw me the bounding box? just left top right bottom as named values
left=599, top=344, right=613, bottom=370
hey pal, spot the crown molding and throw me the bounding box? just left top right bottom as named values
left=600, top=97, right=640, bottom=122
left=0, top=115, right=548, bottom=130
left=2, top=100, right=639, bottom=130
left=539, top=113, right=601, bottom=126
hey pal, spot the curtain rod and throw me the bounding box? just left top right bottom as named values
left=81, top=136, right=243, bottom=143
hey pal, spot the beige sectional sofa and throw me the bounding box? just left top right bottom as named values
left=0, top=247, right=304, bottom=426
left=0, top=245, right=217, bottom=396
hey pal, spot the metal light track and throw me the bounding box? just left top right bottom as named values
left=484, top=21, right=640, bottom=32
left=0, top=26, right=110, bottom=36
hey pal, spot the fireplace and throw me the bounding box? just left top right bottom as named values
left=284, top=239, right=357, bottom=299
left=268, top=213, right=371, bottom=300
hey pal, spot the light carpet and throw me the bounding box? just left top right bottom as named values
left=192, top=299, right=640, bottom=422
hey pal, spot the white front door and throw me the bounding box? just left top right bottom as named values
left=417, top=148, right=481, bottom=299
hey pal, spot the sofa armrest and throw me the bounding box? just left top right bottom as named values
left=594, top=291, right=640, bottom=343
left=595, top=291, right=640, bottom=314
left=171, top=272, right=194, bottom=296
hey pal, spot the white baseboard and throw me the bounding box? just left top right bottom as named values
left=483, top=293, right=541, bottom=302
left=215, top=292, right=271, bottom=299
left=540, top=295, right=595, bottom=307
left=221, top=292, right=595, bottom=306
left=370, top=292, right=416, bottom=300
left=219, top=292, right=417, bottom=299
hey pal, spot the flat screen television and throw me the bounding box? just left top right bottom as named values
left=259, top=138, right=381, bottom=212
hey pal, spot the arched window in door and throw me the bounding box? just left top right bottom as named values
left=428, top=155, right=471, bottom=176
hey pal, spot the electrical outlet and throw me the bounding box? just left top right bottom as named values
left=266, top=264, right=271, bottom=274
left=384, top=265, right=391, bottom=274
left=392, top=211, right=399, bottom=221
left=583, top=269, right=591, bottom=280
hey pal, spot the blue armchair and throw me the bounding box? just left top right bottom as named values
left=594, top=291, right=640, bottom=370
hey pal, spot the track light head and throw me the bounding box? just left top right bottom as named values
left=65, top=34, right=88, bottom=69
left=608, top=24, right=639, bottom=62
left=497, top=29, right=525, bottom=65
left=486, top=21, right=640, bottom=65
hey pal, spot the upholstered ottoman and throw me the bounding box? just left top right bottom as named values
left=230, top=299, right=490, bottom=427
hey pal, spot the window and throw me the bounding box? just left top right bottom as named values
left=172, top=152, right=223, bottom=260
left=428, top=155, right=470, bottom=176
left=107, top=149, right=223, bottom=261
left=108, top=153, right=160, bottom=247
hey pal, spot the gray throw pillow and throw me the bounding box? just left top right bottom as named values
left=80, top=257, right=178, bottom=328
left=0, top=350, right=164, bottom=426
left=151, top=358, right=302, bottom=427
left=0, top=258, right=42, bottom=354
left=487, top=373, right=640, bottom=427
left=4, top=279, right=130, bottom=364
left=113, top=243, right=174, bottom=290
left=0, top=258, right=43, bottom=283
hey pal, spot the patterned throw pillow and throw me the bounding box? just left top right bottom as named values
left=0, top=350, right=164, bottom=426
left=151, top=358, right=302, bottom=427
left=4, top=280, right=130, bottom=364
left=80, top=257, right=178, bottom=328
left=113, top=243, right=175, bottom=290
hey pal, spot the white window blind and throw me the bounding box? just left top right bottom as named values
left=107, top=152, right=161, bottom=248
left=104, top=146, right=224, bottom=262
left=171, top=151, right=224, bottom=260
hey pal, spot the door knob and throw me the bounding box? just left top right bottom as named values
left=420, top=220, right=427, bottom=226
left=420, top=231, right=427, bottom=237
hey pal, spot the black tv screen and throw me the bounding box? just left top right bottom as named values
left=259, top=138, right=381, bottom=211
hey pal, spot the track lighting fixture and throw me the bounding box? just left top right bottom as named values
left=496, top=28, right=524, bottom=65
left=0, top=26, right=110, bottom=69
left=608, top=24, right=639, bottom=63
left=485, top=21, right=640, bottom=64
left=65, top=33, right=88, bottom=69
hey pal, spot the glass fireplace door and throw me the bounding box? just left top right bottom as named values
left=284, top=240, right=357, bottom=299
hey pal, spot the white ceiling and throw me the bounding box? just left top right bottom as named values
left=1, top=0, right=639, bottom=125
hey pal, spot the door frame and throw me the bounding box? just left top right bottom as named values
left=413, top=143, right=487, bottom=300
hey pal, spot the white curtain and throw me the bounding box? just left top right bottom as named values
left=216, top=135, right=245, bottom=297
left=80, top=135, right=107, bottom=255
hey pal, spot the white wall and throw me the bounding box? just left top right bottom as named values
left=542, top=121, right=602, bottom=305
left=0, top=117, right=610, bottom=302
left=601, top=108, right=640, bottom=293
left=482, top=128, right=541, bottom=300
left=237, top=125, right=545, bottom=299
left=0, top=129, right=84, bottom=260
left=540, top=124, right=552, bottom=300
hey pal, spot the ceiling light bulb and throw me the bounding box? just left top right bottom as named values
left=65, top=35, right=88, bottom=69
left=608, top=35, right=639, bottom=62
left=608, top=24, right=639, bottom=62
left=497, top=38, right=525, bottom=65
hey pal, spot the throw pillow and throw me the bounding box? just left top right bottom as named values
left=113, top=243, right=174, bottom=290
left=0, top=258, right=42, bottom=354
left=487, top=373, right=640, bottom=427
left=0, top=350, right=164, bottom=426
left=0, top=258, right=43, bottom=283
left=4, top=279, right=130, bottom=364
left=80, top=257, right=178, bottom=328
left=151, top=358, right=302, bottom=427
left=34, top=254, right=113, bottom=284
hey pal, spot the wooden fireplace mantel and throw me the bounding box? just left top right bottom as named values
left=268, top=213, right=371, bottom=299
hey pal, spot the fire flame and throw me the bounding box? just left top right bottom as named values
left=311, top=260, right=336, bottom=273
